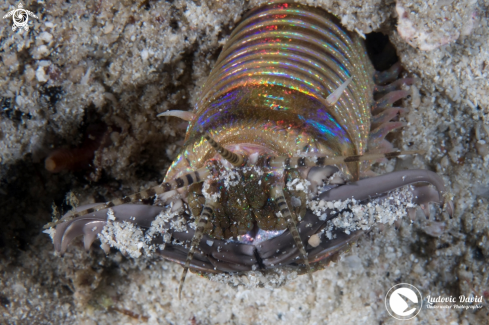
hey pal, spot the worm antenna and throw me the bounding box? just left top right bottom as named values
left=266, top=150, right=425, bottom=169
left=178, top=201, right=215, bottom=299
left=323, top=77, right=353, bottom=107
left=271, top=185, right=313, bottom=280
left=43, top=167, right=211, bottom=229
left=204, top=132, right=246, bottom=167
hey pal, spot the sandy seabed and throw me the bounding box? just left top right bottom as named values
left=0, top=0, right=488, bottom=324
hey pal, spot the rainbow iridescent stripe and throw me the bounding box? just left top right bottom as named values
left=167, top=2, right=375, bottom=180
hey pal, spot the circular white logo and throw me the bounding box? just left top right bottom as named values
left=385, top=283, right=423, bottom=320
left=3, top=3, right=38, bottom=32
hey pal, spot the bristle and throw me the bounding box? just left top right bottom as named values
left=157, top=110, right=195, bottom=121
left=43, top=167, right=211, bottom=229
left=323, top=77, right=353, bottom=107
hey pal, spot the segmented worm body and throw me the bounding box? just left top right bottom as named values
left=48, top=2, right=450, bottom=295
left=171, top=2, right=375, bottom=182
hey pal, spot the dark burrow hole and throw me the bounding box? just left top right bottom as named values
left=365, top=32, right=399, bottom=71
left=0, top=158, right=75, bottom=255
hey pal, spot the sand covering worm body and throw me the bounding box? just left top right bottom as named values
left=46, top=2, right=451, bottom=290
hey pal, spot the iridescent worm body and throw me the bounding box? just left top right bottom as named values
left=47, top=2, right=451, bottom=295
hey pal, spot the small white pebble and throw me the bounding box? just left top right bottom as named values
left=39, top=31, right=53, bottom=43
left=295, top=183, right=305, bottom=191
left=107, top=208, right=116, bottom=221
left=35, top=66, right=48, bottom=82
left=141, top=49, right=149, bottom=61
left=308, top=234, right=321, bottom=247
